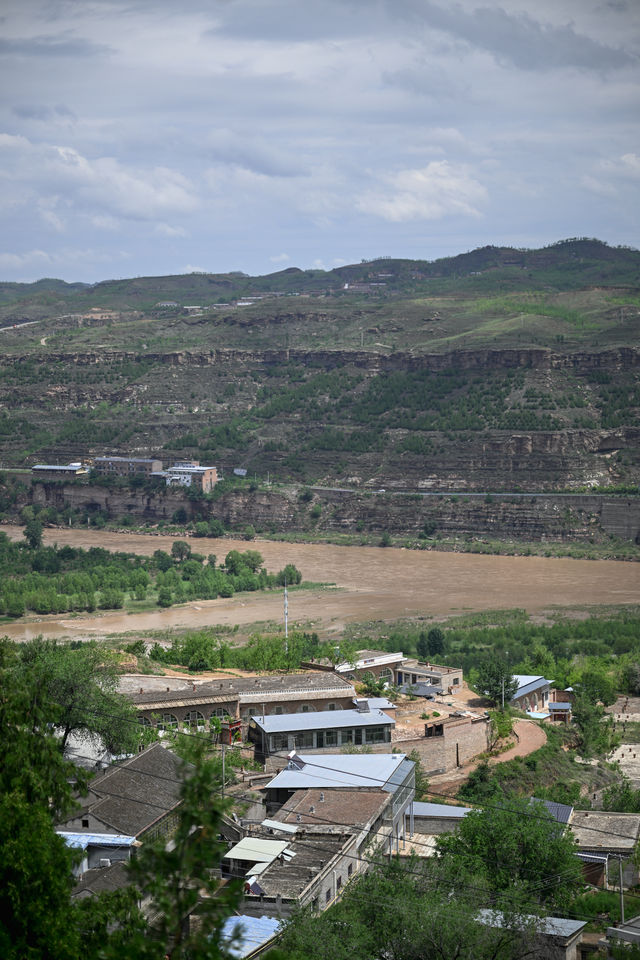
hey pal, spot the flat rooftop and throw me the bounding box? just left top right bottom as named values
left=265, top=752, right=409, bottom=792
left=570, top=811, right=640, bottom=852
left=272, top=789, right=390, bottom=829
left=248, top=834, right=348, bottom=899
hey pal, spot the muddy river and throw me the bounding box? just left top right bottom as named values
left=1, top=526, right=638, bottom=641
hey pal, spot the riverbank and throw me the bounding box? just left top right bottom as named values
left=1, top=525, right=638, bottom=643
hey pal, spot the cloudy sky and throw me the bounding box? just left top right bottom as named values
left=1, top=0, right=638, bottom=282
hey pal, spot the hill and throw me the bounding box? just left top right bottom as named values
left=1, top=238, right=638, bottom=500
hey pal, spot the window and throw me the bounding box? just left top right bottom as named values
left=365, top=726, right=386, bottom=744
left=348, top=863, right=353, bottom=877
left=184, top=710, right=205, bottom=730
left=271, top=734, right=289, bottom=751
left=425, top=723, right=444, bottom=738
left=326, top=890, right=331, bottom=904
left=292, top=731, right=314, bottom=749
left=325, top=730, right=338, bottom=746
left=158, top=713, right=179, bottom=731
left=336, top=876, right=342, bottom=890
left=82, top=818, right=89, bottom=828
left=299, top=704, right=315, bottom=713
left=327, top=703, right=336, bottom=711
left=340, top=729, right=354, bottom=745
left=379, top=668, right=392, bottom=681
left=453, top=677, right=459, bottom=685
left=273, top=706, right=284, bottom=715
left=138, top=716, right=152, bottom=726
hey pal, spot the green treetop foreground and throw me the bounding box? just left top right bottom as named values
left=0, top=639, right=242, bottom=959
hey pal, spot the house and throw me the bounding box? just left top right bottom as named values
left=57, top=742, right=185, bottom=845
left=262, top=752, right=415, bottom=852
left=247, top=706, right=394, bottom=763
left=165, top=461, right=218, bottom=493
left=226, top=787, right=399, bottom=918
left=93, top=456, right=163, bottom=478
left=127, top=673, right=357, bottom=731
left=569, top=810, right=640, bottom=888
left=333, top=649, right=406, bottom=682
left=58, top=830, right=139, bottom=875
left=31, top=462, right=89, bottom=481
left=409, top=800, right=471, bottom=835
left=477, top=910, right=586, bottom=960
left=396, top=659, right=463, bottom=693
left=511, top=675, right=551, bottom=714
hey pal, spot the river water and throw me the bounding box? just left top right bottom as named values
left=1, top=526, right=638, bottom=641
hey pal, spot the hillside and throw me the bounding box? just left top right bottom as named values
left=1, top=239, right=639, bottom=497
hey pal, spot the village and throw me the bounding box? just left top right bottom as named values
left=53, top=644, right=640, bottom=959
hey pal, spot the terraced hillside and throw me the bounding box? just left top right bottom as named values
left=1, top=239, right=639, bottom=493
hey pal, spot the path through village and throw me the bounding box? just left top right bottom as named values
left=428, top=719, right=548, bottom=797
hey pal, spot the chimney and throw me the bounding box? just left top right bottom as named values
left=319, top=792, right=325, bottom=803
left=139, top=687, right=143, bottom=694
left=309, top=805, right=315, bottom=814
left=166, top=686, right=170, bottom=692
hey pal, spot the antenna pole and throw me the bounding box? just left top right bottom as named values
left=284, top=577, right=288, bottom=652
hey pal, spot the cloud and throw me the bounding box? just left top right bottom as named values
left=269, top=252, right=290, bottom=263
left=408, top=1, right=635, bottom=72
left=0, top=34, right=112, bottom=58
left=155, top=223, right=188, bottom=237
left=12, top=103, right=76, bottom=121
left=356, top=161, right=488, bottom=222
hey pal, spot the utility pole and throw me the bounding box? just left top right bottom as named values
left=221, top=740, right=226, bottom=799
left=284, top=577, right=288, bottom=653
left=501, top=676, right=505, bottom=711
left=619, top=856, right=625, bottom=924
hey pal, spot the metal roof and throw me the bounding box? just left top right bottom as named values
left=58, top=831, right=138, bottom=849
left=530, top=798, right=574, bottom=825
left=549, top=701, right=572, bottom=710
left=411, top=801, right=470, bottom=819
left=221, top=915, right=281, bottom=958
left=250, top=708, right=393, bottom=734
left=512, top=675, right=551, bottom=701
left=265, top=752, right=408, bottom=792
left=223, top=838, right=294, bottom=863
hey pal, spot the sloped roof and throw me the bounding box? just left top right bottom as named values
left=511, top=675, right=551, bottom=701
left=73, top=861, right=131, bottom=899
left=61, top=742, right=184, bottom=838
left=221, top=915, right=281, bottom=958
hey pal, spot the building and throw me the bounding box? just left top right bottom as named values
left=127, top=673, right=357, bottom=731
left=93, top=456, right=162, bottom=479
left=334, top=649, right=406, bottom=683
left=247, top=705, right=394, bottom=762
left=477, top=910, right=586, bottom=960
left=165, top=461, right=218, bottom=493
left=410, top=800, right=471, bottom=835
left=262, top=751, right=415, bottom=854
left=396, top=659, right=463, bottom=693
left=31, top=462, right=89, bottom=481
left=511, top=675, right=551, bottom=714
left=569, top=810, right=640, bottom=888
left=57, top=742, right=184, bottom=845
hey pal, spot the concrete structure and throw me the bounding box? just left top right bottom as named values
left=477, top=910, right=586, bottom=960
left=31, top=462, right=88, bottom=480
left=58, top=831, right=139, bottom=875
left=165, top=461, right=218, bottom=493
left=334, top=649, right=405, bottom=683
left=93, top=456, right=162, bottom=478
left=569, top=810, right=640, bottom=888
left=262, top=752, right=415, bottom=856
left=396, top=659, right=463, bottom=693
left=410, top=800, right=471, bottom=835
left=128, top=673, right=357, bottom=731
left=511, top=675, right=551, bottom=713
left=247, top=706, right=394, bottom=761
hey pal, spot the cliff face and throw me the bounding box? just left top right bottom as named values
left=32, top=482, right=640, bottom=544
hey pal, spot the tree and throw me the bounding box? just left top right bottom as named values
left=276, top=563, right=302, bottom=586
left=153, top=549, right=173, bottom=571
left=171, top=540, right=191, bottom=562
left=125, top=738, right=242, bottom=960
left=278, top=855, right=537, bottom=960
left=427, top=626, right=445, bottom=657
left=18, top=639, right=140, bottom=754
left=0, top=641, right=83, bottom=960
left=437, top=793, right=583, bottom=911
left=475, top=658, right=518, bottom=708
left=24, top=517, right=43, bottom=550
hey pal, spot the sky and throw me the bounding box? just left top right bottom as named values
left=0, top=0, right=639, bottom=283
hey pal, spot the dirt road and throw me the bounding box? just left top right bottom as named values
left=1, top=525, right=638, bottom=641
